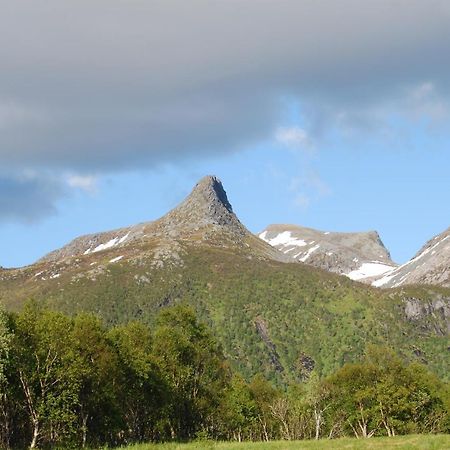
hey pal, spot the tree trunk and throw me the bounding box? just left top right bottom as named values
left=259, top=416, right=269, bottom=442
left=379, top=401, right=394, bottom=437
left=358, top=419, right=368, bottom=438
left=314, top=407, right=322, bottom=439
left=30, top=419, right=39, bottom=449
left=328, top=422, right=338, bottom=439
left=263, top=421, right=269, bottom=442
left=19, top=371, right=40, bottom=449
left=81, top=411, right=88, bottom=447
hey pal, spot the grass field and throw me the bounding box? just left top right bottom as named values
left=120, top=434, right=450, bottom=450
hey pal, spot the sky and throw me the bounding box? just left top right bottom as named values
left=0, top=0, right=449, bottom=268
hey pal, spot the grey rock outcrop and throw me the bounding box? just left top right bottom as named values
left=155, top=175, right=247, bottom=238
left=373, top=227, right=450, bottom=288
left=404, top=296, right=450, bottom=335
left=259, top=224, right=397, bottom=282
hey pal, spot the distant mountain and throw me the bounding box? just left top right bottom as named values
left=38, top=175, right=287, bottom=269
left=0, top=176, right=448, bottom=382
left=373, top=227, right=450, bottom=288
left=259, top=224, right=397, bottom=283
left=259, top=224, right=450, bottom=290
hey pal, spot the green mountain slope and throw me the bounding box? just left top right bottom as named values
left=0, top=176, right=448, bottom=383
left=1, top=242, right=448, bottom=383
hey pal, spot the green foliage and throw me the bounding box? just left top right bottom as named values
left=0, top=301, right=448, bottom=447
left=152, top=305, right=230, bottom=440
left=3, top=246, right=447, bottom=385
left=0, top=238, right=449, bottom=447
left=0, top=304, right=11, bottom=385
left=109, top=321, right=168, bottom=443
left=218, top=375, right=258, bottom=441
left=0, top=303, right=233, bottom=447
left=11, top=302, right=82, bottom=447
left=325, top=346, right=449, bottom=438
left=0, top=304, right=13, bottom=448
left=71, top=313, right=123, bottom=446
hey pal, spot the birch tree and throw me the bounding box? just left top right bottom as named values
left=14, top=302, right=80, bottom=448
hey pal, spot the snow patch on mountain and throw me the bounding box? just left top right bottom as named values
left=370, top=230, right=449, bottom=288
left=259, top=231, right=307, bottom=248
left=259, top=224, right=397, bottom=283
left=84, top=233, right=130, bottom=255
left=299, top=244, right=320, bottom=262
left=347, top=262, right=395, bottom=281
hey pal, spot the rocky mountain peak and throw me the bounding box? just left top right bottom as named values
left=35, top=175, right=288, bottom=266
left=157, top=175, right=245, bottom=235
left=191, top=175, right=233, bottom=213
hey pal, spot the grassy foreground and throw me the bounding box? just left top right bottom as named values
left=120, top=434, right=450, bottom=450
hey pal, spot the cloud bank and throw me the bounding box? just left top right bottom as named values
left=1, top=0, right=450, bottom=220
left=0, top=173, right=65, bottom=223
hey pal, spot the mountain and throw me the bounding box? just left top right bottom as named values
left=37, top=175, right=287, bottom=267
left=373, top=226, right=450, bottom=288
left=259, top=224, right=397, bottom=283
left=259, top=224, right=450, bottom=290
left=0, top=176, right=449, bottom=383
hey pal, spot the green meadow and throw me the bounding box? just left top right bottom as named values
left=120, top=434, right=450, bottom=450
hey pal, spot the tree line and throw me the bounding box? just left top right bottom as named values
left=0, top=301, right=448, bottom=448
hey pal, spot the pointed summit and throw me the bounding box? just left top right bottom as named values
left=38, top=175, right=288, bottom=264
left=158, top=175, right=246, bottom=236
left=191, top=175, right=233, bottom=213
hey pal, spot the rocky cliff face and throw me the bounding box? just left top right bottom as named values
left=153, top=175, right=247, bottom=239
left=373, top=227, right=450, bottom=288
left=259, top=224, right=397, bottom=283
left=403, top=295, right=450, bottom=336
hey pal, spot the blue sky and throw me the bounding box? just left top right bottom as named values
left=2, top=121, right=448, bottom=267
left=0, top=1, right=449, bottom=267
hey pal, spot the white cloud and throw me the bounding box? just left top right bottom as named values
left=275, top=126, right=311, bottom=150
left=66, top=174, right=98, bottom=193
left=404, top=82, right=449, bottom=121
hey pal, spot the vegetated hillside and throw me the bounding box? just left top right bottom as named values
left=0, top=175, right=448, bottom=383
left=1, top=242, right=448, bottom=383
